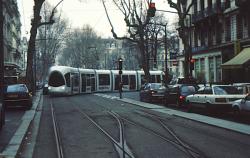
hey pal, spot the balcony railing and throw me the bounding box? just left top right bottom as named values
left=235, top=0, right=249, bottom=7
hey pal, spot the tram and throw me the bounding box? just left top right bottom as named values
left=47, top=66, right=164, bottom=95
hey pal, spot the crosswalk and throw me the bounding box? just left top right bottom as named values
left=94, top=93, right=120, bottom=100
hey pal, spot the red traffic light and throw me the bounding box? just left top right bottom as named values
left=149, top=2, right=155, bottom=8
left=147, top=2, right=156, bottom=17
left=190, top=58, right=195, bottom=63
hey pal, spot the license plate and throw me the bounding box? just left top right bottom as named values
left=8, top=94, right=18, bottom=98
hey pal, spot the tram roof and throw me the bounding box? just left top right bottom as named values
left=111, top=70, right=136, bottom=75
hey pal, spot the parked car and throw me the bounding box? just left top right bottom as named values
left=233, top=83, right=250, bottom=94
left=186, top=85, right=246, bottom=112
left=232, top=93, right=250, bottom=114
left=4, top=84, right=32, bottom=110
left=139, top=83, right=166, bottom=103
left=164, top=84, right=198, bottom=107
left=43, top=83, right=49, bottom=95
left=169, top=77, right=197, bottom=85
left=0, top=102, right=5, bottom=130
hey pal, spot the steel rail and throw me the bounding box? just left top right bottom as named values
left=74, top=105, right=134, bottom=158
left=137, top=110, right=206, bottom=158
left=50, top=102, right=64, bottom=158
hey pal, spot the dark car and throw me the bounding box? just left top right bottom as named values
left=43, top=83, right=49, bottom=95
left=139, top=83, right=166, bottom=103
left=164, top=84, right=198, bottom=107
left=0, top=102, right=5, bottom=130
left=4, top=84, right=32, bottom=110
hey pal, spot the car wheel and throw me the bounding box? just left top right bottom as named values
left=232, top=106, right=240, bottom=116
left=205, top=103, right=212, bottom=115
left=0, top=107, right=4, bottom=130
left=177, top=99, right=182, bottom=107
left=187, top=101, right=192, bottom=113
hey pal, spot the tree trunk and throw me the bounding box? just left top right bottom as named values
left=26, top=0, right=45, bottom=93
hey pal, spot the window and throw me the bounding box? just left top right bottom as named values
left=214, top=86, right=239, bottom=95
left=65, top=73, right=70, bottom=87
left=49, top=71, right=65, bottom=87
left=99, top=74, right=110, bottom=85
left=122, top=75, right=129, bottom=85
left=129, top=75, right=136, bottom=90
left=204, top=87, right=213, bottom=94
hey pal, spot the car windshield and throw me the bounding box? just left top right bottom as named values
left=150, top=83, right=163, bottom=89
left=180, top=85, right=196, bottom=95
left=213, top=86, right=240, bottom=95
left=7, top=84, right=28, bottom=93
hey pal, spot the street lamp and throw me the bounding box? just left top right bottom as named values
left=156, top=9, right=193, bottom=77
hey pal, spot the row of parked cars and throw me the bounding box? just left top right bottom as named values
left=139, top=79, right=250, bottom=114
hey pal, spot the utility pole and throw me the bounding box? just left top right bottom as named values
left=0, top=0, right=4, bottom=102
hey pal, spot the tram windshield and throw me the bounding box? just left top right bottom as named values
left=49, top=71, right=65, bottom=87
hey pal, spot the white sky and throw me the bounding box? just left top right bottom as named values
left=18, top=0, right=177, bottom=39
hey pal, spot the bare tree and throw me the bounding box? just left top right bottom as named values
left=26, top=0, right=63, bottom=92
left=37, top=2, right=68, bottom=82
left=102, top=0, right=154, bottom=82
left=58, top=25, right=103, bottom=68
left=166, top=0, right=195, bottom=78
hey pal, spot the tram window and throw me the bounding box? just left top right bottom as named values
left=141, top=75, right=146, bottom=85
left=122, top=75, right=129, bottom=85
left=150, top=75, right=156, bottom=83
left=156, top=75, right=161, bottom=83
left=49, top=71, right=65, bottom=87
left=129, top=75, right=136, bottom=90
left=81, top=74, right=86, bottom=92
left=90, top=74, right=95, bottom=91
left=99, top=74, right=110, bottom=85
left=73, top=74, right=79, bottom=86
left=65, top=73, right=70, bottom=87
left=86, top=75, right=91, bottom=85
left=115, top=75, right=119, bottom=90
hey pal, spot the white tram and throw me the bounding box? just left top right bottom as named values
left=47, top=66, right=164, bottom=95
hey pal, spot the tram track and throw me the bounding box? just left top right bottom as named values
left=50, top=101, right=64, bottom=158
left=51, top=95, right=207, bottom=158
left=134, top=110, right=207, bottom=158
left=74, top=105, right=135, bottom=158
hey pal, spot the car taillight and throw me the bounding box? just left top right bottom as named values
left=179, top=96, right=185, bottom=100
left=151, top=91, right=156, bottom=94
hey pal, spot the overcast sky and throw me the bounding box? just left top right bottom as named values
left=18, top=0, right=177, bottom=38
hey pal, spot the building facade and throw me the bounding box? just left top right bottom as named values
left=177, top=0, right=250, bottom=83
left=3, top=0, right=22, bottom=78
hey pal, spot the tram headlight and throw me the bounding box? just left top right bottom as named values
left=61, top=86, right=65, bottom=90
left=48, top=86, right=51, bottom=90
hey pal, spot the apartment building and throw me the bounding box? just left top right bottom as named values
left=3, top=0, right=22, bottom=77
left=177, top=0, right=250, bottom=83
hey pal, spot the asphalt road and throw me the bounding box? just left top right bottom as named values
left=22, top=94, right=250, bottom=158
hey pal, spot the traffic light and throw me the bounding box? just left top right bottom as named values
left=118, top=58, right=123, bottom=74
left=147, top=2, right=156, bottom=17
left=190, top=58, right=195, bottom=71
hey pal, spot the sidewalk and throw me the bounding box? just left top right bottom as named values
left=0, top=91, right=42, bottom=158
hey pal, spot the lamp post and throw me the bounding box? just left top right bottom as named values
left=0, top=0, right=4, bottom=102
left=156, top=9, right=193, bottom=78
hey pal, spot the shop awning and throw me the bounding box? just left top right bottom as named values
left=221, top=47, right=250, bottom=69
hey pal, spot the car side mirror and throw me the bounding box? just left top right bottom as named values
left=241, top=98, right=246, bottom=104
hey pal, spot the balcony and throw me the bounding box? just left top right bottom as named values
left=192, top=10, right=204, bottom=23
left=192, top=45, right=208, bottom=53
left=235, top=0, right=250, bottom=7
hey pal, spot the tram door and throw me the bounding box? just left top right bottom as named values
left=81, top=74, right=94, bottom=93
left=71, top=73, right=80, bottom=94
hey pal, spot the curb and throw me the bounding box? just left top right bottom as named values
left=0, top=91, right=42, bottom=158
left=117, top=97, right=250, bottom=135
